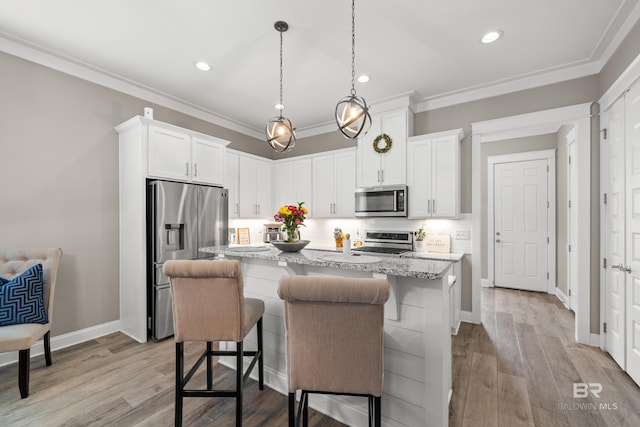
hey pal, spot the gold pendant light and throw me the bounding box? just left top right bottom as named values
left=335, top=0, right=371, bottom=139
left=266, top=21, right=296, bottom=152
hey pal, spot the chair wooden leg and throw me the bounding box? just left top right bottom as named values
left=18, top=349, right=30, bottom=398
left=175, top=343, right=184, bottom=427
left=302, top=391, right=309, bottom=427
left=257, top=317, right=264, bottom=390
left=236, top=341, right=243, bottom=427
left=206, top=341, right=213, bottom=391
left=44, top=331, right=52, bottom=366
left=288, top=392, right=296, bottom=427
left=374, top=396, right=381, bottom=427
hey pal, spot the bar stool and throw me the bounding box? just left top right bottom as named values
left=163, top=259, right=264, bottom=427
left=278, top=275, right=390, bottom=427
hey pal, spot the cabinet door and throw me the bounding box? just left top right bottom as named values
left=313, top=155, right=335, bottom=218
left=255, top=158, right=272, bottom=217
left=238, top=156, right=257, bottom=217
left=356, top=117, right=382, bottom=187
left=378, top=109, right=408, bottom=186
left=225, top=153, right=240, bottom=218
left=334, top=151, right=356, bottom=217
left=192, top=137, right=225, bottom=185
left=431, top=135, right=458, bottom=217
left=148, top=125, right=190, bottom=181
left=407, top=138, right=433, bottom=218
left=276, top=159, right=313, bottom=216
left=274, top=161, right=294, bottom=210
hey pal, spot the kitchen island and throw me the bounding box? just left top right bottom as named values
left=200, top=246, right=454, bottom=427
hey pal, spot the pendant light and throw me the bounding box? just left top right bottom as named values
left=266, top=21, right=296, bottom=152
left=335, top=0, right=371, bottom=139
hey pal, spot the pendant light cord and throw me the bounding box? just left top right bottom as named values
left=350, top=0, right=356, bottom=96
left=280, top=29, right=284, bottom=117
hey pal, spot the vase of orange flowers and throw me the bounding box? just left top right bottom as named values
left=274, top=202, right=308, bottom=243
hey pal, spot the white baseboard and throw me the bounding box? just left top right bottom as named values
left=555, top=287, right=570, bottom=309
left=0, top=320, right=121, bottom=367
left=481, top=279, right=493, bottom=287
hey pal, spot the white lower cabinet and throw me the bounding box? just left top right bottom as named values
left=407, top=129, right=463, bottom=218
left=273, top=157, right=313, bottom=214
left=312, top=149, right=356, bottom=217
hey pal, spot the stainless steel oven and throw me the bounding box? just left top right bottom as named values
left=355, top=185, right=407, bottom=217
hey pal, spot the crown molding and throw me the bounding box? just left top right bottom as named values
left=0, top=32, right=264, bottom=140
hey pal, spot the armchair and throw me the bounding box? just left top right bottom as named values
left=0, top=248, right=63, bottom=398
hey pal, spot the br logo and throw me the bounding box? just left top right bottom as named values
left=573, top=383, right=602, bottom=398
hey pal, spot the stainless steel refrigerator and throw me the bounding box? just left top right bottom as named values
left=147, top=180, right=228, bottom=341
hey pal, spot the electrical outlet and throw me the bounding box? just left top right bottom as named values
left=455, top=229, right=470, bottom=240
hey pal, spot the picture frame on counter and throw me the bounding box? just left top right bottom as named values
left=237, top=228, right=251, bottom=245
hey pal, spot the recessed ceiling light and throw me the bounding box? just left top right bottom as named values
left=357, top=74, right=370, bottom=83
left=195, top=61, right=211, bottom=71
left=481, top=30, right=503, bottom=44
left=275, top=103, right=285, bottom=110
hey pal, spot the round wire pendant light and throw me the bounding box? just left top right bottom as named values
left=265, top=21, right=296, bottom=152
left=335, top=0, right=371, bottom=139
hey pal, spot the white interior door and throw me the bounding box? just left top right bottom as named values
left=604, top=97, right=626, bottom=369
left=494, top=159, right=548, bottom=292
left=567, top=132, right=579, bottom=310
left=626, top=83, right=640, bottom=384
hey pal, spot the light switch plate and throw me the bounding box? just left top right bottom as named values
left=455, top=229, right=470, bottom=240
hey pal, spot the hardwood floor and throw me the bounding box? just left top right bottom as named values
left=2, top=287, right=639, bottom=426
left=0, top=335, right=344, bottom=426
left=450, top=287, right=640, bottom=427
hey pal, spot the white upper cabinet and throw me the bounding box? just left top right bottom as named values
left=313, top=149, right=356, bottom=218
left=224, top=152, right=240, bottom=218
left=407, top=129, right=463, bottom=218
left=191, top=137, right=225, bottom=185
left=357, top=108, right=411, bottom=187
left=273, top=157, right=313, bottom=216
left=237, top=153, right=272, bottom=218
left=147, top=121, right=228, bottom=186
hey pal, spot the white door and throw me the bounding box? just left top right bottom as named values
left=333, top=152, right=356, bottom=217
left=567, top=132, right=578, bottom=310
left=224, top=153, right=239, bottom=218
left=147, top=125, right=190, bottom=181
left=604, top=97, right=626, bottom=369
left=626, top=83, right=640, bottom=384
left=494, top=159, right=548, bottom=292
left=238, top=156, right=257, bottom=217
left=431, top=135, right=458, bottom=217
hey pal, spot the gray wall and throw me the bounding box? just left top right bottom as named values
left=0, top=51, right=264, bottom=336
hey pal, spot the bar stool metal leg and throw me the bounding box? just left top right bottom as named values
left=175, top=343, right=184, bottom=427
left=236, top=341, right=243, bottom=427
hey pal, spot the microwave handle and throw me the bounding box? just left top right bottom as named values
left=393, top=190, right=398, bottom=212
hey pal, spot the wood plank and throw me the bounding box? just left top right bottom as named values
left=461, top=352, right=497, bottom=427
left=497, top=372, right=535, bottom=427
left=495, top=311, right=524, bottom=377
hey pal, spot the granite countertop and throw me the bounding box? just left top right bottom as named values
left=199, top=245, right=452, bottom=280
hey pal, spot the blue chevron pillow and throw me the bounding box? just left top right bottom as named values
left=0, top=264, right=48, bottom=326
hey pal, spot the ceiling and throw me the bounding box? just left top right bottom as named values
left=0, top=0, right=639, bottom=139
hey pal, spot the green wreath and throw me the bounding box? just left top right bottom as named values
left=373, top=133, right=393, bottom=153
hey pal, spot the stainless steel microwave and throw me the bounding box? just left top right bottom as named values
left=355, top=185, right=408, bottom=217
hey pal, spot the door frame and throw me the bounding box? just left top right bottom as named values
left=487, top=149, right=557, bottom=294
left=566, top=128, right=578, bottom=310
left=471, top=102, right=592, bottom=345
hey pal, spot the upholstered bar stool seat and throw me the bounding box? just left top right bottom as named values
left=278, top=275, right=390, bottom=427
left=164, top=259, right=265, bottom=427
